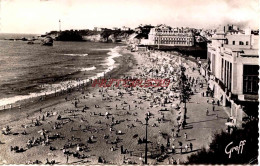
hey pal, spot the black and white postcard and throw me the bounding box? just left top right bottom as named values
left=0, top=0, right=259, bottom=165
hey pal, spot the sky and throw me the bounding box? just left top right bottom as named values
left=0, top=0, right=259, bottom=34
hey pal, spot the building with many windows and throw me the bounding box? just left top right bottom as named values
left=207, top=28, right=259, bottom=126
left=147, top=24, right=194, bottom=46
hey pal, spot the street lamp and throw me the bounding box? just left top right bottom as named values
left=144, top=113, right=149, bottom=164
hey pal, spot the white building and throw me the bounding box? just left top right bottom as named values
left=93, top=27, right=102, bottom=31
left=147, top=24, right=194, bottom=46
left=122, top=26, right=131, bottom=31
left=207, top=28, right=259, bottom=126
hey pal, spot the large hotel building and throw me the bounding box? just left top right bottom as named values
left=207, top=28, right=259, bottom=126
left=146, top=24, right=194, bottom=46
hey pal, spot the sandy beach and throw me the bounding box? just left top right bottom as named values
left=0, top=48, right=229, bottom=165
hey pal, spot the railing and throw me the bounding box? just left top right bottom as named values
left=214, top=77, right=226, bottom=92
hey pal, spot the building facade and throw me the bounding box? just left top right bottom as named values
left=207, top=29, right=259, bottom=126
left=147, top=24, right=194, bottom=46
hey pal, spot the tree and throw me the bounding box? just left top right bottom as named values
left=186, top=119, right=258, bottom=164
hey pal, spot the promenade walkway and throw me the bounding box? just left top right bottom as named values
left=174, top=59, right=230, bottom=163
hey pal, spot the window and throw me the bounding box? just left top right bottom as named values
left=239, top=41, right=244, bottom=45
left=221, top=58, right=224, bottom=80
left=246, top=41, right=249, bottom=45
left=243, top=65, right=259, bottom=94
left=232, top=41, right=235, bottom=45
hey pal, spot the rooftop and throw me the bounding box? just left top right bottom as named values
left=223, top=45, right=259, bottom=56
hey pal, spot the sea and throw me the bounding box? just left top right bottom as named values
left=0, top=33, right=123, bottom=108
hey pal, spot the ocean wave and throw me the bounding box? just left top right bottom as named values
left=64, top=53, right=88, bottom=57
left=80, top=66, right=96, bottom=72
left=91, top=48, right=112, bottom=51
left=105, top=47, right=122, bottom=69
left=0, top=47, right=122, bottom=109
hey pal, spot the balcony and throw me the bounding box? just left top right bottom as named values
left=243, top=94, right=259, bottom=101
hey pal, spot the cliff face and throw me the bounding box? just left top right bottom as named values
left=49, top=29, right=135, bottom=43
left=81, top=30, right=134, bottom=43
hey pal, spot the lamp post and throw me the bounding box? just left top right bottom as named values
left=144, top=113, right=149, bottom=164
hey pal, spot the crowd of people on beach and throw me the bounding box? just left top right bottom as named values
left=1, top=49, right=219, bottom=164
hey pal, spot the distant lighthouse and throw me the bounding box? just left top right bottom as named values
left=59, top=19, right=61, bottom=32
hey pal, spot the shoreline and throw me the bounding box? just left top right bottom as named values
left=0, top=46, right=136, bottom=126
left=0, top=48, right=228, bottom=165
left=0, top=46, right=128, bottom=109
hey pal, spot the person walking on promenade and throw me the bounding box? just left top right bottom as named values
left=167, top=137, right=170, bottom=147
left=66, top=154, right=69, bottom=163
left=160, top=144, right=165, bottom=154
left=121, top=145, right=124, bottom=154
left=217, top=100, right=220, bottom=106
left=206, top=108, right=209, bottom=116
left=175, top=131, right=179, bottom=138
left=200, top=82, right=203, bottom=88
left=179, top=142, right=183, bottom=154
left=172, top=144, right=175, bottom=154
left=185, top=144, right=189, bottom=152
left=184, top=133, right=187, bottom=140
left=190, top=142, right=193, bottom=151
left=207, top=98, right=209, bottom=103
left=213, top=104, right=215, bottom=112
